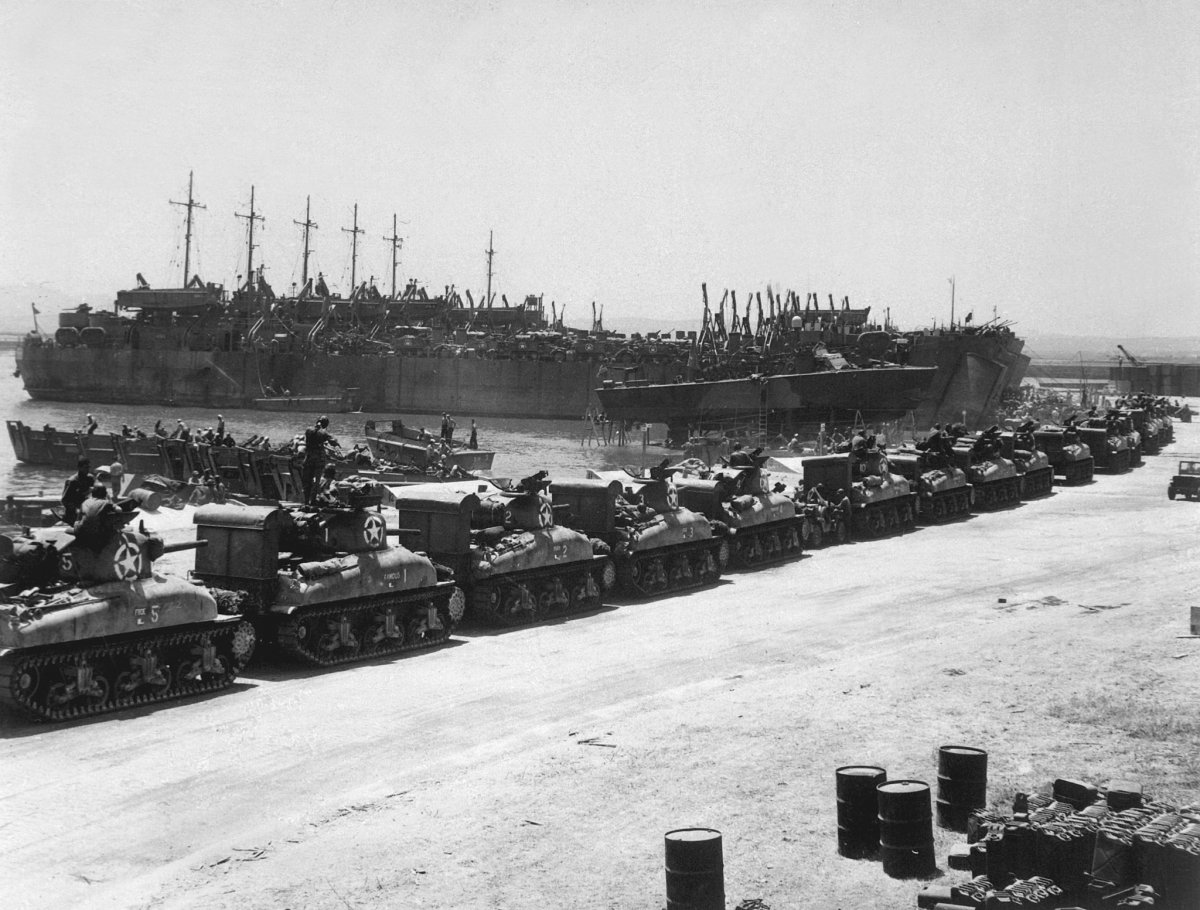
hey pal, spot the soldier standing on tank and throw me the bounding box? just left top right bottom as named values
left=61, top=457, right=94, bottom=525
left=468, top=419, right=478, bottom=450
left=302, top=416, right=339, bottom=503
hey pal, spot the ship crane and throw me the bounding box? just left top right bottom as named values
left=1116, top=344, right=1142, bottom=367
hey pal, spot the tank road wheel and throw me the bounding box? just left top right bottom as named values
left=364, top=607, right=404, bottom=653
left=669, top=553, right=693, bottom=589
left=48, top=659, right=110, bottom=710
left=784, top=524, right=802, bottom=554
left=177, top=634, right=231, bottom=688
left=931, top=497, right=947, bottom=522
left=885, top=506, right=900, bottom=531
left=537, top=578, right=569, bottom=616
left=116, top=648, right=173, bottom=698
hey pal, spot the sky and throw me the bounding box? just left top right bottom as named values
left=1, top=0, right=1197, bottom=336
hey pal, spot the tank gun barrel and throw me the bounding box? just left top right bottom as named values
left=3, top=496, right=60, bottom=507
left=386, top=527, right=423, bottom=537
left=161, top=539, right=208, bottom=554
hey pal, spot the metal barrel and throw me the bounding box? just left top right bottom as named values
left=836, top=765, right=887, bottom=858
left=126, top=488, right=163, bottom=511
left=664, top=828, right=724, bottom=910
left=877, top=779, right=936, bottom=878
left=936, top=746, right=988, bottom=831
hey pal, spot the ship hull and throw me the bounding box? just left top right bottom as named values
left=16, top=344, right=640, bottom=419
left=596, top=366, right=936, bottom=426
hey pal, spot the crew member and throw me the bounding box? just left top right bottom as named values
left=441, top=412, right=456, bottom=442
left=468, top=419, right=478, bottom=450
left=84, top=414, right=99, bottom=435
left=302, top=416, right=339, bottom=503
left=61, top=457, right=94, bottom=525
left=73, top=484, right=121, bottom=551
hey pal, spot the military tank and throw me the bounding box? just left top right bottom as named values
left=1119, top=408, right=1160, bottom=456
left=1078, top=419, right=1132, bottom=474
left=1098, top=412, right=1143, bottom=467
left=673, top=455, right=803, bottom=567
left=0, top=515, right=254, bottom=721
left=801, top=449, right=916, bottom=539
left=999, top=426, right=1054, bottom=499
left=887, top=447, right=973, bottom=522
left=552, top=471, right=725, bottom=597
left=949, top=429, right=1022, bottom=510
left=1033, top=424, right=1095, bottom=485
left=193, top=483, right=463, bottom=666
left=392, top=476, right=610, bottom=626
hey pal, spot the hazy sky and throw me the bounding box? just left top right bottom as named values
left=2, top=0, right=1197, bottom=336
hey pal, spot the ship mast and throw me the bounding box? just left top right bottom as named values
left=293, top=196, right=318, bottom=289
left=384, top=214, right=404, bottom=299
left=948, top=275, right=956, bottom=329
left=342, top=203, right=364, bottom=291
left=236, top=186, right=264, bottom=291
left=170, top=171, right=205, bottom=286
left=485, top=230, right=495, bottom=308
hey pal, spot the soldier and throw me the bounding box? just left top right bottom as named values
left=302, top=416, right=339, bottom=503
left=468, top=419, right=478, bottom=450
left=73, top=484, right=121, bottom=551
left=61, top=457, right=94, bottom=525
left=313, top=464, right=340, bottom=507
left=84, top=413, right=99, bottom=435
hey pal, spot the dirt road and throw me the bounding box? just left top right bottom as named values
left=3, top=424, right=1198, bottom=910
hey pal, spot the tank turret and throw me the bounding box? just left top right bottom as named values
left=674, top=458, right=803, bottom=566
left=392, top=478, right=610, bottom=626
left=553, top=472, right=725, bottom=597
left=193, top=489, right=463, bottom=666
left=0, top=516, right=254, bottom=722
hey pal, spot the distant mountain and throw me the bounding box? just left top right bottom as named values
left=1023, top=333, right=1200, bottom=363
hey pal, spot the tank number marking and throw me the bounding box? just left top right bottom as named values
left=552, top=543, right=569, bottom=561
left=134, top=606, right=160, bottom=625
left=383, top=570, right=408, bottom=585
left=679, top=526, right=694, bottom=540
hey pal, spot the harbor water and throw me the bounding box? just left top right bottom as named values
left=0, top=369, right=670, bottom=498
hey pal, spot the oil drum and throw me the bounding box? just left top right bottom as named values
left=936, top=746, right=988, bottom=831
left=836, top=765, right=887, bottom=858
left=877, top=779, right=936, bottom=878
left=664, top=828, right=724, bottom=910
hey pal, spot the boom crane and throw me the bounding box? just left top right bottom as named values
left=1116, top=344, right=1142, bottom=367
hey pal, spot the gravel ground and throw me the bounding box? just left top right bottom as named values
left=2, top=418, right=1197, bottom=910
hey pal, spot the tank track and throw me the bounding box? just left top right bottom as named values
left=0, top=619, right=254, bottom=722
left=1055, top=458, right=1095, bottom=485
left=971, top=476, right=1023, bottom=511
left=728, top=517, right=804, bottom=568
left=1129, top=445, right=1143, bottom=467
left=916, top=488, right=973, bottom=523
left=274, top=584, right=462, bottom=667
left=1019, top=467, right=1054, bottom=499
left=469, top=559, right=607, bottom=627
left=615, top=538, right=723, bottom=598
left=850, top=496, right=918, bottom=539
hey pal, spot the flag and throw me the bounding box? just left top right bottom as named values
left=965, top=311, right=973, bottom=323
left=31, top=303, right=39, bottom=315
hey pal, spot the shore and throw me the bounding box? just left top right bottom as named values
left=1, top=423, right=1198, bottom=910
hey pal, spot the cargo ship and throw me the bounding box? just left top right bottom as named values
left=13, top=179, right=1026, bottom=427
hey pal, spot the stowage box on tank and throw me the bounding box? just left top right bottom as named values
left=392, top=480, right=611, bottom=627
left=553, top=473, right=725, bottom=597
left=193, top=500, right=463, bottom=667
left=0, top=524, right=255, bottom=722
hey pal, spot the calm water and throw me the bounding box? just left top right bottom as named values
left=0, top=363, right=670, bottom=498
